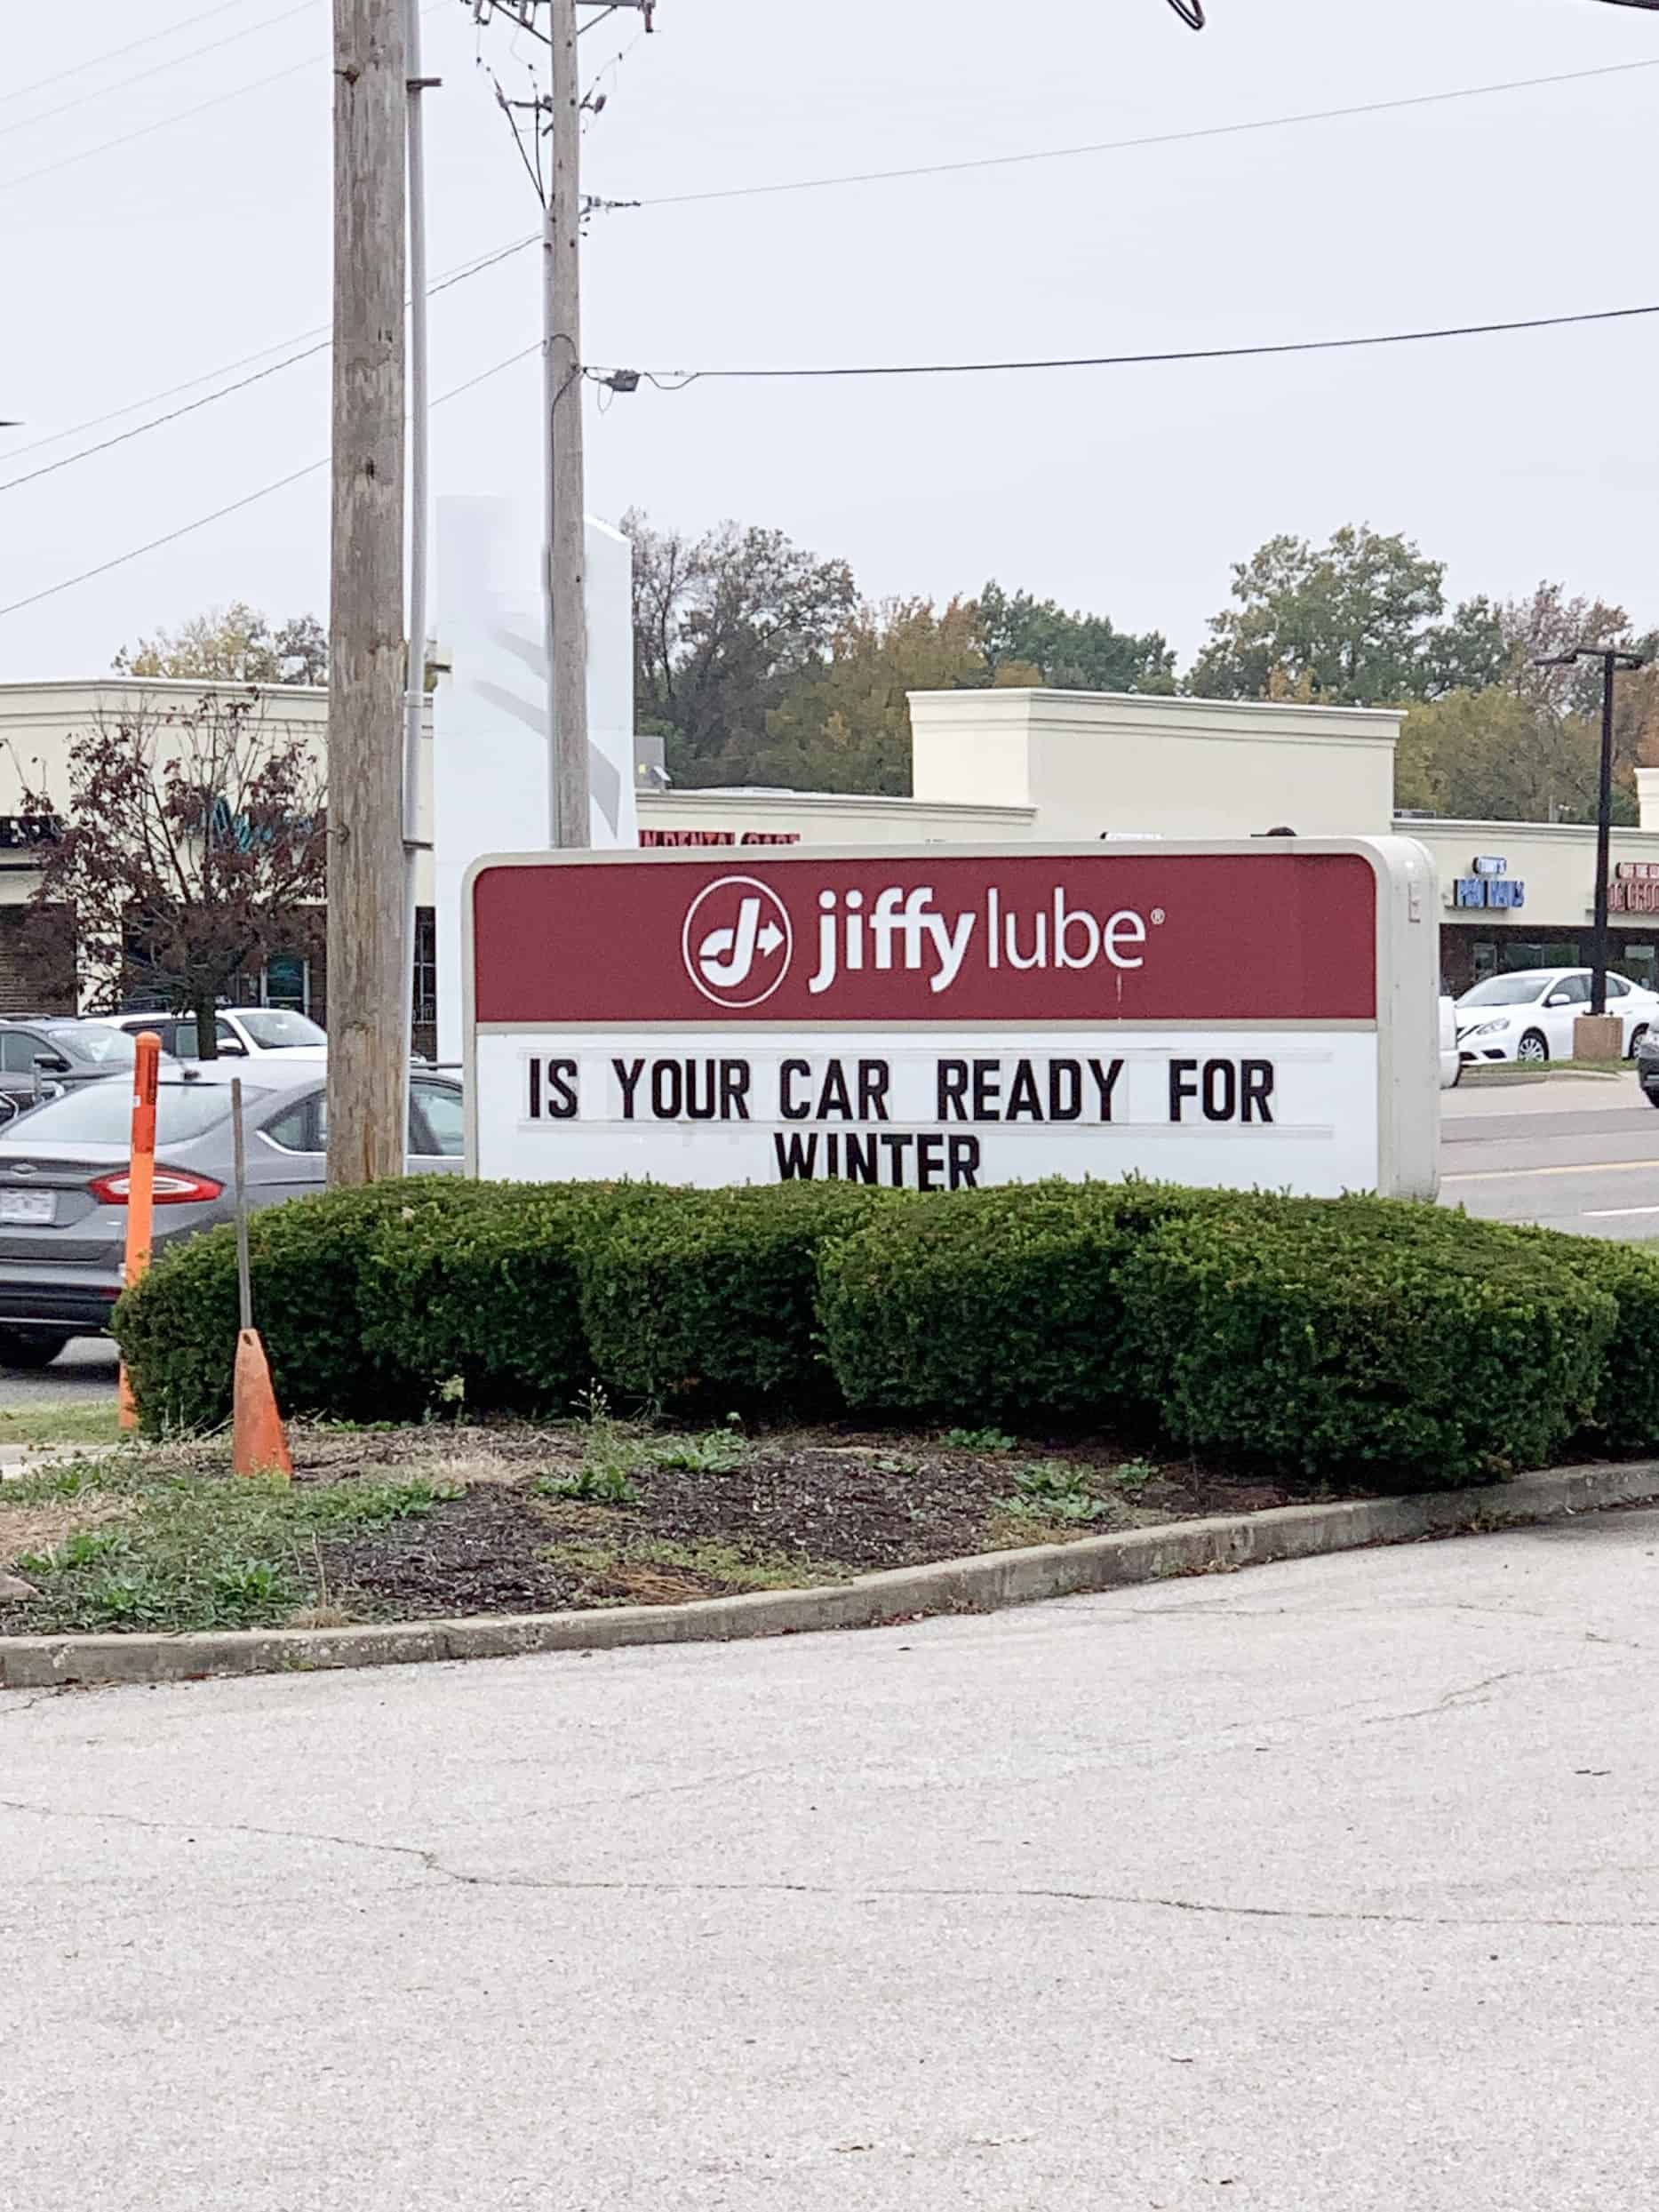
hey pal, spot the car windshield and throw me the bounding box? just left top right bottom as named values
left=236, top=1010, right=326, bottom=1050
left=40, top=1024, right=138, bottom=1067
left=1457, top=974, right=1552, bottom=1008
left=0, top=1078, right=263, bottom=1146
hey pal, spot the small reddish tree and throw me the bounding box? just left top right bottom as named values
left=21, top=691, right=327, bottom=1058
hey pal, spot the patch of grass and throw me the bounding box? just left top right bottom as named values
left=536, top=1465, right=641, bottom=1506
left=544, top=1534, right=849, bottom=1593
left=646, top=1433, right=746, bottom=1475
left=0, top=1402, right=124, bottom=1450
left=0, top=1455, right=141, bottom=1506
left=2, top=1472, right=455, bottom=1635
left=942, top=1425, right=1019, bottom=1452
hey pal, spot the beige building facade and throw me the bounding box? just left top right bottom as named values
left=5, top=675, right=1658, bottom=1017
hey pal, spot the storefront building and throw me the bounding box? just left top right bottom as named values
left=5, top=674, right=1659, bottom=1022
left=638, top=691, right=1659, bottom=999
left=0, top=677, right=439, bottom=1048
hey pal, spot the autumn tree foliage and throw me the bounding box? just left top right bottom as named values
left=20, top=692, right=326, bottom=1056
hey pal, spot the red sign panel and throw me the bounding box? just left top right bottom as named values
left=471, top=850, right=1377, bottom=1026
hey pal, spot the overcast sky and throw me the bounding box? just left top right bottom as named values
left=1, top=0, right=1655, bottom=684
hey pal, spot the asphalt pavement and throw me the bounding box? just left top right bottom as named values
left=0, top=1334, right=119, bottom=1402
left=2, top=1510, right=1656, bottom=2211
left=1440, top=1072, right=1659, bottom=1239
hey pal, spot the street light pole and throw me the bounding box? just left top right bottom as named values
left=1535, top=645, right=1648, bottom=1016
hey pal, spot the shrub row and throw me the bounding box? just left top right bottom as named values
left=113, top=1176, right=1659, bottom=1489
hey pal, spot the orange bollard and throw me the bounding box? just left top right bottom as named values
left=232, top=1328, right=293, bottom=1478
left=116, top=1031, right=161, bottom=1432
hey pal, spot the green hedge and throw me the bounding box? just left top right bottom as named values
left=112, top=1175, right=1659, bottom=1490
left=357, top=1179, right=675, bottom=1415
left=578, top=1180, right=888, bottom=1411
left=818, top=1178, right=1208, bottom=1422
left=1543, top=1234, right=1659, bottom=1451
left=1117, top=1195, right=1615, bottom=1485
left=115, top=1180, right=443, bottom=1432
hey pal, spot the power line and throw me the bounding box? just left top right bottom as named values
left=599, top=299, right=1659, bottom=387
left=0, top=0, right=257, bottom=111
left=6, top=49, right=1652, bottom=454
left=628, top=54, right=1659, bottom=209
left=0, top=0, right=446, bottom=200
left=0, top=232, right=538, bottom=479
left=0, top=339, right=542, bottom=623
left=0, top=0, right=317, bottom=141
left=0, top=342, right=331, bottom=499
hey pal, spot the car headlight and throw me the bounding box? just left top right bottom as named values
left=1464, top=1018, right=1511, bottom=1038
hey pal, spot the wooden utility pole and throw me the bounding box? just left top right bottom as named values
left=329, top=0, right=407, bottom=1184
left=470, top=0, right=654, bottom=844
left=546, top=0, right=590, bottom=848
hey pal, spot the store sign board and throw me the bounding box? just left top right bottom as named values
left=1611, top=863, right=1659, bottom=915
left=1454, top=875, right=1526, bottom=909
left=465, top=841, right=1440, bottom=1200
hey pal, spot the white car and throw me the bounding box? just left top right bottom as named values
left=110, top=1008, right=329, bottom=1064
left=1438, top=996, right=1462, bottom=1089
left=1454, top=968, right=1659, bottom=1066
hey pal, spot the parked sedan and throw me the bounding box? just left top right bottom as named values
left=1454, top=968, right=1659, bottom=1066
left=109, top=1007, right=329, bottom=1064
left=0, top=1064, right=463, bottom=1369
left=0, top=1017, right=161, bottom=1127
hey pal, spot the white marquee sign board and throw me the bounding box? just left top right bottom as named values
left=464, top=840, right=1440, bottom=1200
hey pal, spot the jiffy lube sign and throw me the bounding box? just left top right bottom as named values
left=464, top=842, right=1440, bottom=1199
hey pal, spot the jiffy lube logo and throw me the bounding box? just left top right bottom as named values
left=804, top=883, right=1153, bottom=994
left=682, top=874, right=1158, bottom=1004
left=681, top=876, right=794, bottom=1007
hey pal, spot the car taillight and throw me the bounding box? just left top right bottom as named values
left=88, top=1168, right=225, bottom=1206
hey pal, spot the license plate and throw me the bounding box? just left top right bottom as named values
left=0, top=1191, right=55, bottom=1225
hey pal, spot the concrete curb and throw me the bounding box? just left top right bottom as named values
left=4, top=1457, right=1658, bottom=1690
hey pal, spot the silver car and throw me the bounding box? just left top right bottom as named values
left=0, top=1064, right=464, bottom=1369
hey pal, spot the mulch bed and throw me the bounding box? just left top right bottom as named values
left=307, top=1425, right=1298, bottom=1619
left=0, top=1419, right=1304, bottom=1633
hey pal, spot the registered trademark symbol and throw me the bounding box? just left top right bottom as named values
left=1151, top=908, right=1166, bottom=926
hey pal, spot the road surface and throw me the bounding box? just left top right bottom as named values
left=1441, top=1074, right=1659, bottom=1239
left=2, top=1512, right=1656, bottom=2211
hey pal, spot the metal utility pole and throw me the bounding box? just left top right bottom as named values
left=546, top=0, right=589, bottom=848
left=403, top=0, right=437, bottom=1091
left=329, top=0, right=408, bottom=1184
left=1535, top=645, right=1648, bottom=1015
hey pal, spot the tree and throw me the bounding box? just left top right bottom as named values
left=977, top=581, right=1175, bottom=693
left=20, top=693, right=327, bottom=1056
left=115, top=603, right=329, bottom=686
left=752, top=597, right=1001, bottom=794
left=1188, top=525, right=1455, bottom=706
left=1396, top=687, right=1637, bottom=826
left=625, top=513, right=857, bottom=786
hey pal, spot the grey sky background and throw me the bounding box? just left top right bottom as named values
left=1, top=0, right=1655, bottom=684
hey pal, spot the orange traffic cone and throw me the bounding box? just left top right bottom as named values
left=232, top=1328, right=293, bottom=1479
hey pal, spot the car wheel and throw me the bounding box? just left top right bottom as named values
left=1517, top=1030, right=1550, bottom=1065
left=0, top=1327, right=70, bottom=1370
left=1448, top=1056, right=1464, bottom=1089
left=1630, top=1025, right=1649, bottom=1058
